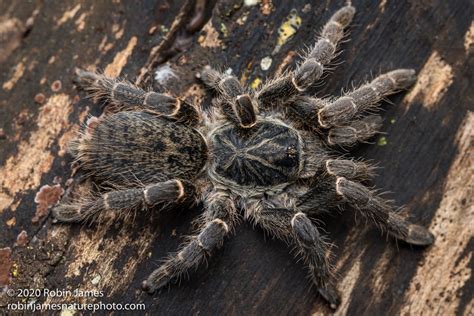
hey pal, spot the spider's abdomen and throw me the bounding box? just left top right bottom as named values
left=210, top=121, right=302, bottom=187
left=77, top=112, right=207, bottom=184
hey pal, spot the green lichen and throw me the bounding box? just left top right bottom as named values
left=377, top=136, right=388, bottom=146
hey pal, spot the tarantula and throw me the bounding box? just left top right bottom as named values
left=53, top=4, right=434, bottom=309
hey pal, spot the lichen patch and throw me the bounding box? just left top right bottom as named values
left=57, top=4, right=81, bottom=27
left=404, top=51, right=453, bottom=108
left=198, top=21, right=222, bottom=48
left=15, top=230, right=28, bottom=247
left=75, top=12, right=88, bottom=32
left=0, top=192, right=14, bottom=213
left=33, top=184, right=64, bottom=223
left=2, top=60, right=25, bottom=91
left=0, top=94, right=72, bottom=197
left=104, top=36, right=138, bottom=78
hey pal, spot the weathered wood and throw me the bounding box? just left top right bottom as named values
left=0, top=0, right=473, bottom=315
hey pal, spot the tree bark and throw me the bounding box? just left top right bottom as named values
left=0, top=0, right=472, bottom=315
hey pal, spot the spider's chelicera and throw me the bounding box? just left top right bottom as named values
left=53, top=5, right=434, bottom=309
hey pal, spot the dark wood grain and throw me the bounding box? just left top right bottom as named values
left=1, top=0, right=472, bottom=315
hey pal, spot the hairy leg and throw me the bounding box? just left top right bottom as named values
left=75, top=69, right=200, bottom=124
left=199, top=66, right=257, bottom=128
left=335, top=177, right=434, bottom=245
left=142, top=190, right=237, bottom=292
left=327, top=115, right=383, bottom=147
left=53, top=179, right=194, bottom=223
left=257, top=5, right=355, bottom=107
left=318, top=69, right=416, bottom=128
left=253, top=208, right=340, bottom=309
left=325, top=158, right=375, bottom=181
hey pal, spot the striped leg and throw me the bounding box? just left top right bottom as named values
left=335, top=177, right=435, bottom=246
left=253, top=208, right=340, bottom=309
left=53, top=180, right=194, bottom=223
left=75, top=69, right=199, bottom=124
left=142, top=191, right=237, bottom=292
left=318, top=69, right=417, bottom=128
left=257, top=5, right=355, bottom=107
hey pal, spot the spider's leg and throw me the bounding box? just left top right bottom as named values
left=318, top=69, right=416, bottom=128
left=285, top=95, right=325, bottom=126
left=256, top=5, right=355, bottom=107
left=199, top=66, right=257, bottom=128
left=325, top=158, right=375, bottom=182
left=327, top=114, right=383, bottom=147
left=253, top=208, right=340, bottom=309
left=53, top=179, right=194, bottom=223
left=142, top=190, right=237, bottom=293
left=75, top=69, right=199, bottom=124
left=334, top=176, right=435, bottom=246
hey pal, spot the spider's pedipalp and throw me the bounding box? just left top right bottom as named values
left=75, top=69, right=200, bottom=124
left=199, top=66, right=257, bottom=128
left=335, top=177, right=435, bottom=246
left=318, top=69, right=416, bottom=128
left=327, top=114, right=383, bottom=147
left=53, top=180, right=195, bottom=223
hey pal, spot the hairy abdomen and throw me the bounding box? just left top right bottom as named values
left=76, top=112, right=207, bottom=184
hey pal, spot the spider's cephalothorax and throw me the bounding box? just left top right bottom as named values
left=209, top=120, right=303, bottom=188
left=54, top=5, right=434, bottom=309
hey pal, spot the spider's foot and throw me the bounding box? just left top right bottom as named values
left=403, top=224, right=435, bottom=246
left=387, top=68, right=417, bottom=89
left=73, top=68, right=99, bottom=87
left=141, top=269, right=173, bottom=294
left=52, top=204, right=86, bottom=223
left=318, top=283, right=341, bottom=310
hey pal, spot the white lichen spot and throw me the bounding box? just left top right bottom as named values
left=244, top=0, right=260, bottom=6
left=154, top=63, right=178, bottom=86
left=260, top=56, right=272, bottom=71
left=91, top=274, right=101, bottom=285
left=60, top=307, right=76, bottom=316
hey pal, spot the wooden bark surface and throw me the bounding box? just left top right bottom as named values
left=0, top=0, right=473, bottom=315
